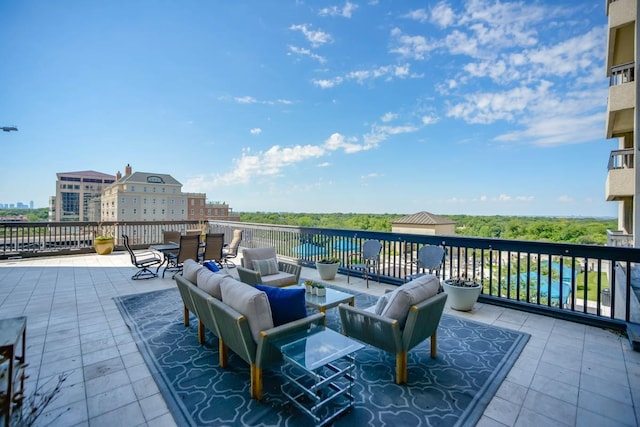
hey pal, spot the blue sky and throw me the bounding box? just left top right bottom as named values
left=0, top=1, right=615, bottom=217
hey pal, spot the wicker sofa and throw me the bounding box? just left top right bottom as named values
left=175, top=260, right=324, bottom=399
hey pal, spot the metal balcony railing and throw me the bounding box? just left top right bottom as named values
left=207, top=220, right=640, bottom=332
left=608, top=148, right=634, bottom=170
left=2, top=219, right=639, bottom=334
left=610, top=62, right=635, bottom=86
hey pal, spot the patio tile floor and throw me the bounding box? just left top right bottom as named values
left=0, top=252, right=638, bottom=427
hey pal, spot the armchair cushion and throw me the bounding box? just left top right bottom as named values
left=255, top=284, right=307, bottom=326
left=252, top=258, right=278, bottom=276
left=381, top=274, right=440, bottom=328
left=242, top=247, right=278, bottom=269
left=183, top=259, right=203, bottom=283
left=221, top=280, right=274, bottom=343
left=196, top=268, right=230, bottom=300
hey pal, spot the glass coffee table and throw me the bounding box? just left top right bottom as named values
left=275, top=327, right=364, bottom=426
left=289, top=284, right=355, bottom=317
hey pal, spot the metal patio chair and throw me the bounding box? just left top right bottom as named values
left=122, top=234, right=162, bottom=280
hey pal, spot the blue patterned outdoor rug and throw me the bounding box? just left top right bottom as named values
left=115, top=285, right=529, bottom=426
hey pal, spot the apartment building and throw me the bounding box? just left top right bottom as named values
left=184, top=192, right=241, bottom=221
left=101, top=164, right=186, bottom=221
left=49, top=170, right=116, bottom=221
left=605, top=0, right=638, bottom=247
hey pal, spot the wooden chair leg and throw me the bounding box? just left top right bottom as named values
left=197, top=321, right=205, bottom=344
left=396, top=351, right=407, bottom=384
left=430, top=332, right=437, bottom=358
left=183, top=305, right=189, bottom=327
left=251, top=364, right=262, bottom=400
left=219, top=340, right=228, bottom=367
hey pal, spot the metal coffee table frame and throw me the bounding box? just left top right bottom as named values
left=275, top=327, right=364, bottom=426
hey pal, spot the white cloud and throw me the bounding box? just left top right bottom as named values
left=558, top=195, right=573, bottom=203
left=314, top=63, right=416, bottom=88
left=363, top=124, right=419, bottom=146
left=381, top=112, right=397, bottom=122
left=421, top=115, right=439, bottom=125
left=250, top=128, right=262, bottom=135
left=229, top=96, right=294, bottom=105
left=319, top=2, right=358, bottom=18
left=288, top=45, right=327, bottom=63
left=323, top=132, right=369, bottom=153
left=290, top=24, right=333, bottom=47
left=430, top=2, right=455, bottom=28
left=234, top=96, right=257, bottom=104
left=390, top=28, right=437, bottom=60
left=317, top=162, right=330, bottom=167
left=403, top=8, right=429, bottom=23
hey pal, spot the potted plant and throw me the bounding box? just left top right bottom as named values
left=315, top=283, right=326, bottom=296
left=315, top=257, right=340, bottom=280
left=442, top=277, right=482, bottom=311
left=94, top=223, right=116, bottom=255
left=304, top=279, right=314, bottom=293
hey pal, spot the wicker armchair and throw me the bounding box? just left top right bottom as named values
left=237, top=247, right=301, bottom=287
left=339, top=277, right=447, bottom=384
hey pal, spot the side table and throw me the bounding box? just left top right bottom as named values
left=275, top=327, right=363, bottom=426
left=0, top=316, right=26, bottom=427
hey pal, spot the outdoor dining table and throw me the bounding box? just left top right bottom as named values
left=149, top=243, right=179, bottom=273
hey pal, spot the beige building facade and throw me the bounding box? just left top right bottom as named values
left=101, top=164, right=186, bottom=222
left=605, top=0, right=638, bottom=247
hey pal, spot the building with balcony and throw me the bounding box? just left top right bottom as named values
left=49, top=170, right=116, bottom=221
left=606, top=0, right=638, bottom=247
left=183, top=193, right=241, bottom=221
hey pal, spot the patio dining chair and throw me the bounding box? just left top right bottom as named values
left=347, top=240, right=382, bottom=288
left=200, top=233, right=225, bottom=266
left=221, top=229, right=242, bottom=268
left=163, top=234, right=200, bottom=278
left=122, top=234, right=163, bottom=280
left=405, top=245, right=445, bottom=282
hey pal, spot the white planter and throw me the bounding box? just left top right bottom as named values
left=315, top=261, right=340, bottom=280
left=316, top=287, right=326, bottom=297
left=442, top=280, right=482, bottom=311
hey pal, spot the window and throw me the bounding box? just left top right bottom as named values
left=133, top=208, right=137, bottom=214
left=200, top=199, right=204, bottom=206
left=190, top=208, right=195, bottom=215
left=121, top=197, right=125, bottom=204
left=162, top=209, right=165, bottom=214
left=153, top=209, right=156, bottom=214
left=152, top=187, right=156, bottom=193
left=133, top=197, right=138, bottom=204
left=121, top=208, right=125, bottom=214
left=207, top=209, right=211, bottom=215
left=161, top=199, right=165, bottom=204
left=199, top=208, right=204, bottom=215
left=143, top=187, right=147, bottom=192
left=181, top=209, right=185, bottom=215
left=153, top=198, right=156, bottom=204
left=144, top=198, right=147, bottom=204
left=162, top=188, right=165, bottom=193
left=131, top=185, right=135, bottom=192
left=144, top=209, right=147, bottom=214
left=190, top=199, right=195, bottom=205
left=170, top=209, right=175, bottom=215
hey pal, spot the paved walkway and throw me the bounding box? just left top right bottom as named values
left=0, top=252, right=638, bottom=426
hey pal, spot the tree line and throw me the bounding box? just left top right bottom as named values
left=239, top=212, right=617, bottom=245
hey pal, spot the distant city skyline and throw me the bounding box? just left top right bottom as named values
left=0, top=201, right=35, bottom=209
left=0, top=1, right=615, bottom=217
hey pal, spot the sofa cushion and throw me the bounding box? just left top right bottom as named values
left=220, top=279, right=274, bottom=343
left=255, top=284, right=307, bottom=326
left=381, top=275, right=440, bottom=328
left=252, top=258, right=278, bottom=276
left=183, top=259, right=203, bottom=283
left=196, top=268, right=230, bottom=300
left=242, top=247, right=277, bottom=270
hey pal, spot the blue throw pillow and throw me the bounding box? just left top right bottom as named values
left=255, top=284, right=307, bottom=326
left=203, top=261, right=220, bottom=272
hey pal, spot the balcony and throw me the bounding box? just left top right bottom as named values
left=606, top=0, right=636, bottom=71
left=606, top=74, right=635, bottom=139
left=0, top=241, right=638, bottom=425
left=606, top=148, right=635, bottom=200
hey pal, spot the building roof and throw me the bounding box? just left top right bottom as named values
left=391, top=211, right=455, bottom=225
left=57, top=170, right=115, bottom=179
left=118, top=171, right=182, bottom=186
